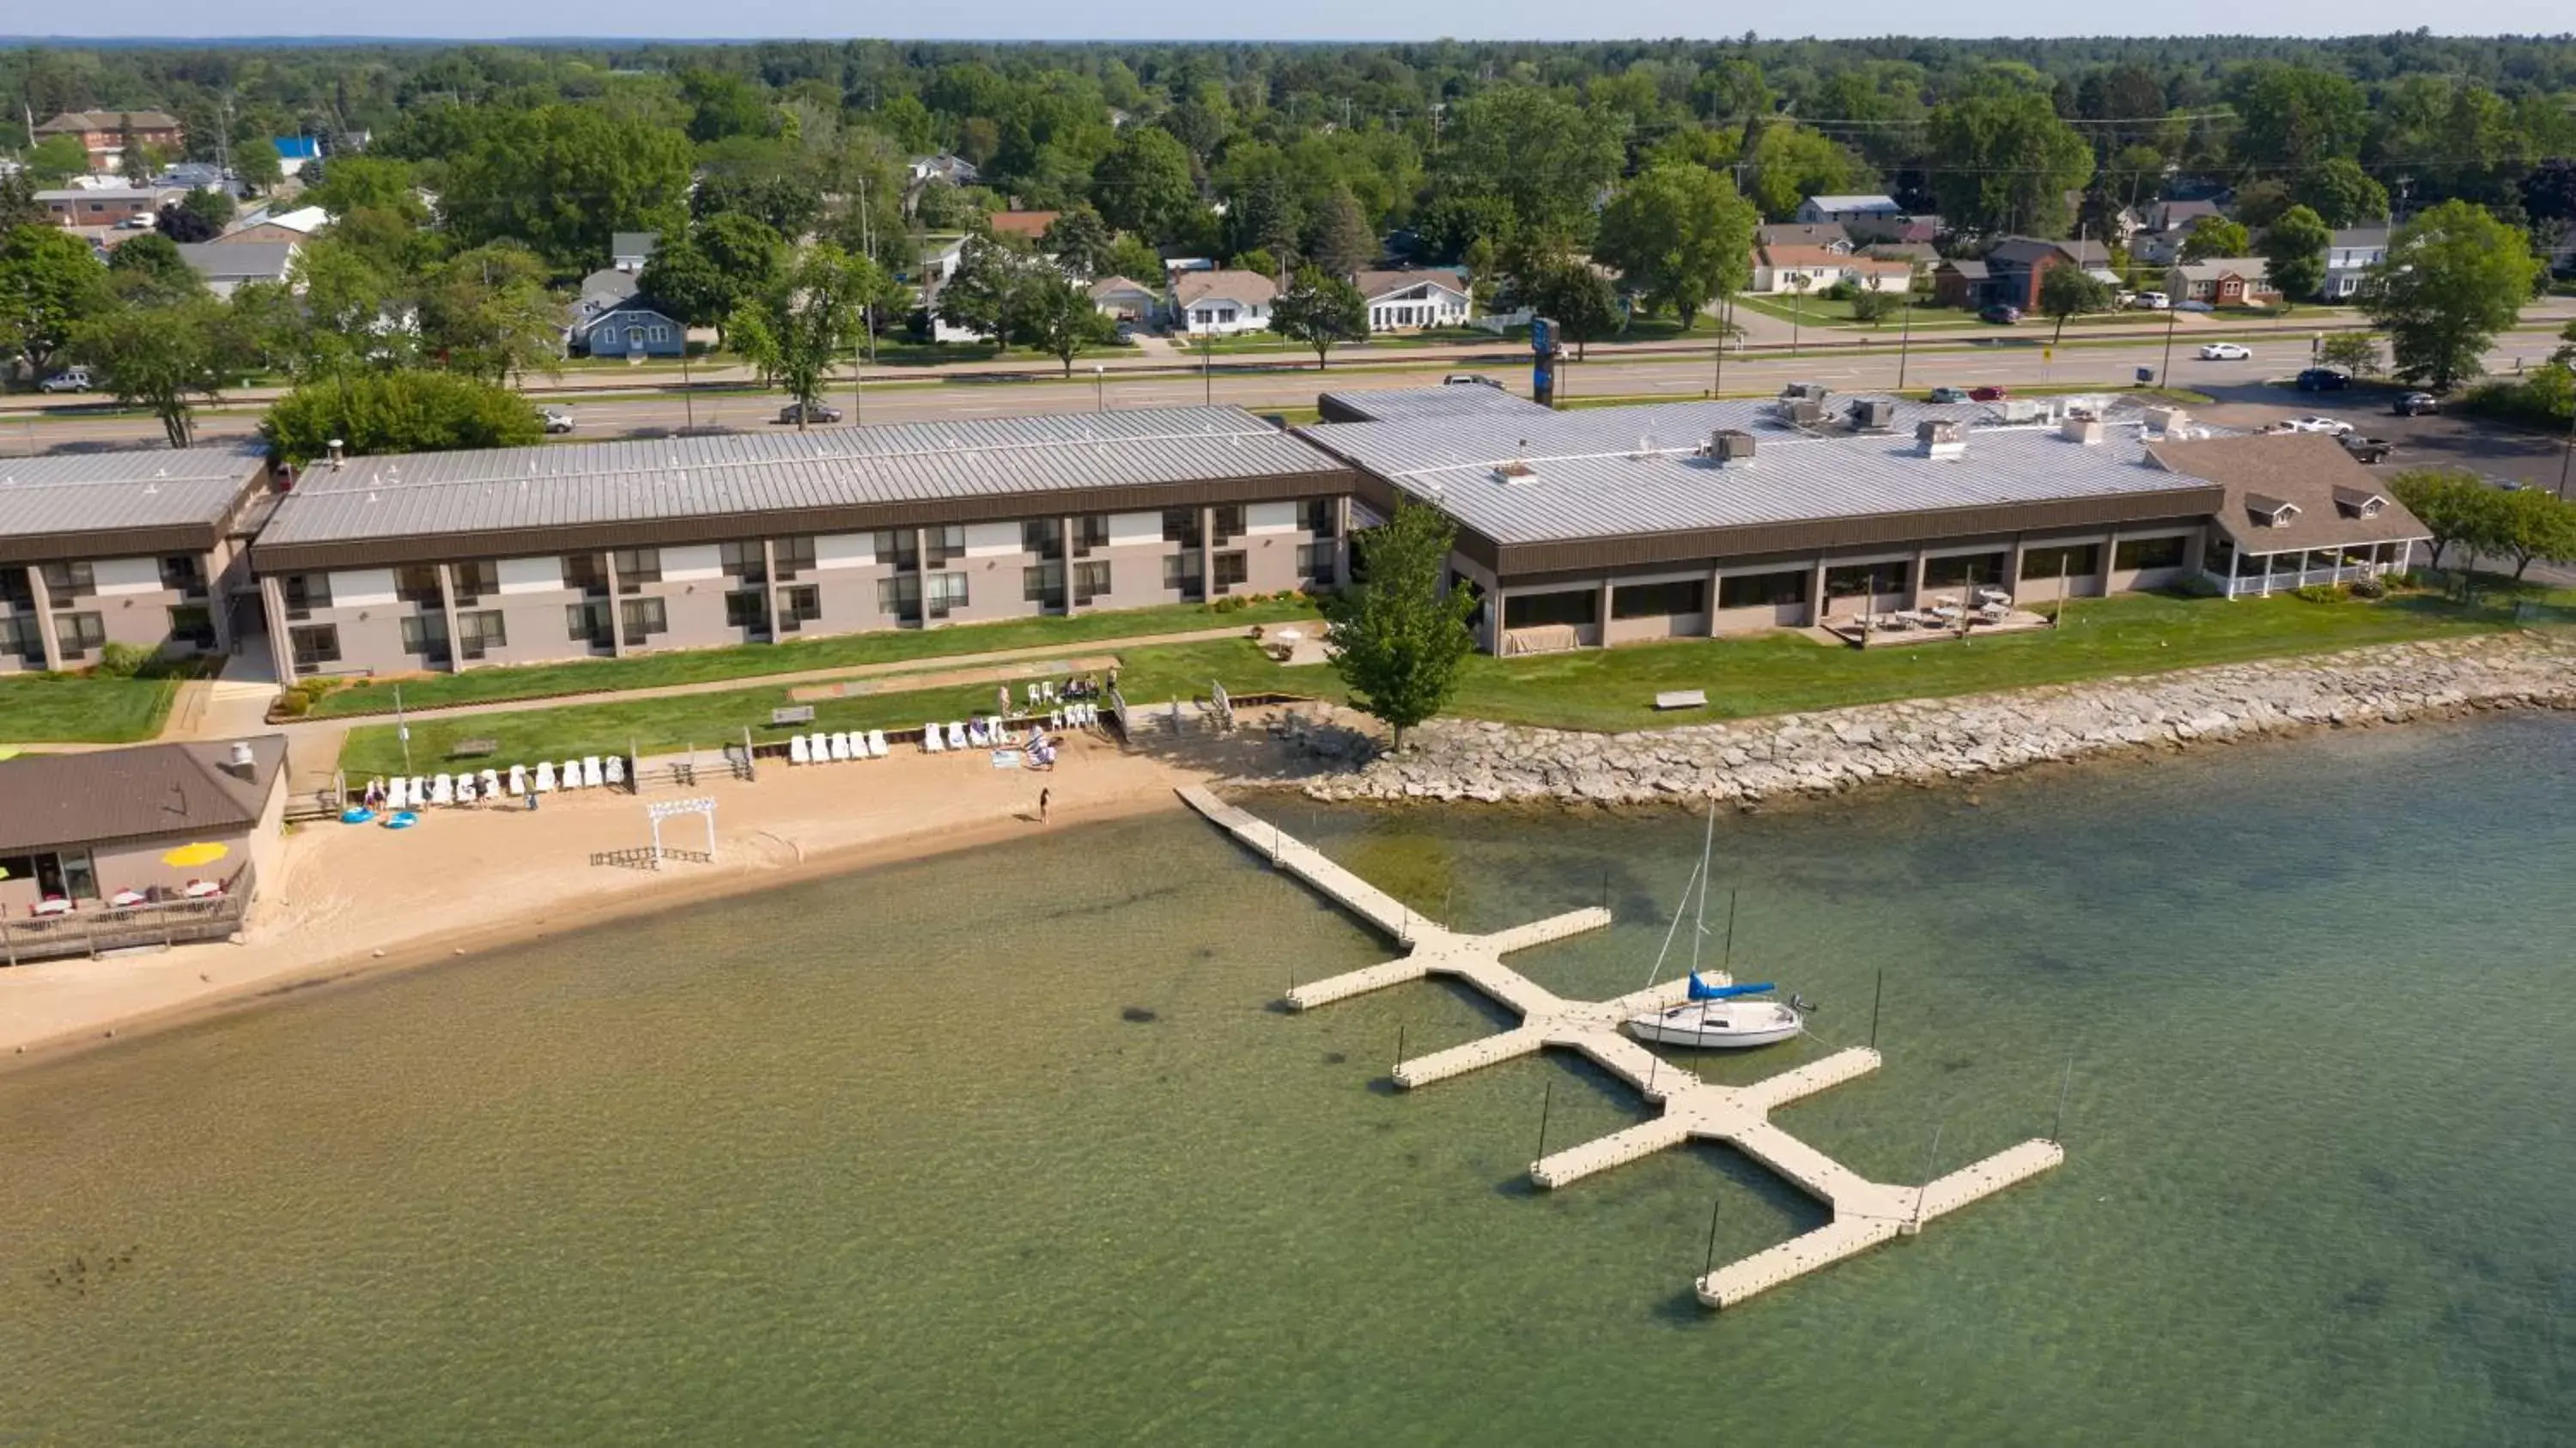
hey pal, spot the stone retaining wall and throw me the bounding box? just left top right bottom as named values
left=1285, top=634, right=2576, bottom=806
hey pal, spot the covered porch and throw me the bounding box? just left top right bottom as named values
left=2206, top=538, right=2415, bottom=599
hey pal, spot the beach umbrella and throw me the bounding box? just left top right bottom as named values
left=161, top=842, right=230, bottom=868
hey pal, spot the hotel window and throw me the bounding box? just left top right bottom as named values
left=0, top=617, right=35, bottom=662
left=562, top=553, right=607, bottom=595
left=773, top=537, right=816, bottom=581
left=724, top=589, right=769, bottom=630
left=924, top=526, right=967, bottom=568
left=288, top=624, right=341, bottom=673
left=1611, top=579, right=1708, bottom=619
left=1161, top=508, right=1202, bottom=545
left=878, top=573, right=921, bottom=622
left=451, top=611, right=505, bottom=660
left=50, top=611, right=106, bottom=660
left=1717, top=570, right=1808, bottom=609
left=925, top=571, right=969, bottom=619
left=1024, top=562, right=1064, bottom=603
left=568, top=600, right=613, bottom=645
left=612, top=549, right=661, bottom=592
left=1923, top=552, right=2010, bottom=589
left=1163, top=553, right=1203, bottom=592
left=1826, top=561, right=1912, bottom=598
left=395, top=563, right=444, bottom=606
left=720, top=540, right=767, bottom=585
left=872, top=530, right=920, bottom=569
left=399, top=613, right=450, bottom=660
left=1212, top=551, right=1249, bottom=592
left=39, top=561, right=95, bottom=598
left=2114, top=536, right=2189, bottom=571
left=160, top=555, right=206, bottom=594
left=280, top=573, right=331, bottom=617
left=1, top=569, right=32, bottom=609
left=161, top=604, right=215, bottom=649
left=780, top=586, right=820, bottom=632
left=1502, top=590, right=1597, bottom=629
left=619, top=597, right=668, bottom=638
left=451, top=560, right=500, bottom=604
left=1302, top=499, right=1338, bottom=538
left=1072, top=561, right=1112, bottom=605
left=1212, top=505, right=1245, bottom=544
left=2020, top=545, right=2100, bottom=581
left=1296, top=542, right=1334, bottom=581
left=1024, top=520, right=1064, bottom=558
left=1073, top=515, right=1110, bottom=555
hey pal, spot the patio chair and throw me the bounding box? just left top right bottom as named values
left=829, top=732, right=852, bottom=761
left=580, top=757, right=603, bottom=788
left=480, top=768, right=502, bottom=798
left=968, top=718, right=990, bottom=748
left=922, top=723, right=945, bottom=753
left=508, top=764, right=527, bottom=796
left=946, top=721, right=969, bottom=751
left=431, top=774, right=455, bottom=805
left=535, top=762, right=556, bottom=792
left=866, top=730, right=889, bottom=758
left=455, top=774, right=477, bottom=805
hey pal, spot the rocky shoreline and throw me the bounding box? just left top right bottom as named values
left=1279, top=634, right=2576, bottom=807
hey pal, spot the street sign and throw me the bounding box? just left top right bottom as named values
left=2136, top=367, right=2154, bottom=385
left=1529, top=317, right=1553, bottom=356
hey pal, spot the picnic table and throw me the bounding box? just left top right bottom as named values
left=449, top=738, right=499, bottom=758
left=770, top=705, right=816, bottom=727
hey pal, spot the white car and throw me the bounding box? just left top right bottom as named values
left=2198, top=343, right=2251, bottom=361
left=2284, top=416, right=2355, bottom=435
left=2132, top=291, right=2171, bottom=310
left=539, top=406, right=576, bottom=434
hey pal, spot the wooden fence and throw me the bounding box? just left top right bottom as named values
left=1, top=862, right=257, bottom=966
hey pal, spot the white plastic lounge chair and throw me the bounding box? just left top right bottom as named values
left=455, top=775, right=477, bottom=804
left=411, top=776, right=429, bottom=805
left=556, top=759, right=579, bottom=790
left=580, top=756, right=602, bottom=788
left=946, top=721, right=969, bottom=751
left=387, top=777, right=410, bottom=809
left=1024, top=682, right=1040, bottom=706
left=866, top=729, right=888, bottom=758
left=480, top=769, right=502, bottom=798
left=605, top=756, right=625, bottom=787
left=431, top=774, right=454, bottom=806
left=791, top=734, right=811, bottom=764
left=1048, top=709, right=1062, bottom=729
left=1042, top=680, right=1058, bottom=701
left=829, top=732, right=852, bottom=761
left=810, top=732, right=829, bottom=763
left=507, top=764, right=527, bottom=796
left=968, top=718, right=990, bottom=748
left=922, top=723, right=945, bottom=753
left=535, top=762, right=556, bottom=792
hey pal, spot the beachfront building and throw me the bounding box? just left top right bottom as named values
left=0, top=736, right=284, bottom=942
left=1298, top=387, right=2423, bottom=655
left=0, top=445, right=277, bottom=674
left=2151, top=434, right=2432, bottom=598
left=245, top=408, right=1359, bottom=682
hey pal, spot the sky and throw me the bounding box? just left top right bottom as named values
left=5, top=6, right=2571, bottom=42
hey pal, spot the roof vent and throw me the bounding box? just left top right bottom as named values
left=222, top=740, right=257, bottom=778
left=1848, top=398, right=1895, bottom=431
left=1492, top=459, right=1540, bottom=485
left=1917, top=418, right=1967, bottom=459
left=1783, top=398, right=1826, bottom=428
left=2143, top=405, right=2188, bottom=435
left=2000, top=399, right=2045, bottom=424
left=1706, top=429, right=1757, bottom=465
left=1780, top=380, right=1831, bottom=403
left=2061, top=416, right=2105, bottom=446
left=326, top=439, right=345, bottom=468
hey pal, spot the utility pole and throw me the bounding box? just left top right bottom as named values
left=2158, top=303, right=2178, bottom=391
left=1897, top=301, right=1914, bottom=391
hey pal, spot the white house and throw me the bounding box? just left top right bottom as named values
left=1088, top=276, right=1160, bottom=323
left=2323, top=228, right=2390, bottom=300
left=1795, top=194, right=1905, bottom=225
left=1172, top=270, right=1276, bottom=335
left=611, top=232, right=659, bottom=275
left=1354, top=269, right=1471, bottom=332
left=173, top=240, right=299, bottom=300
left=1749, top=245, right=1913, bottom=295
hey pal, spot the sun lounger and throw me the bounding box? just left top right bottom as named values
left=922, top=723, right=945, bottom=753
left=507, top=764, right=527, bottom=796
left=481, top=768, right=502, bottom=798
left=535, top=762, right=556, bottom=792
left=968, top=718, right=989, bottom=747
left=791, top=734, right=811, bottom=764
left=866, top=729, right=888, bottom=758
left=828, top=732, right=849, bottom=761
left=455, top=774, right=477, bottom=804
left=387, top=777, right=410, bottom=809
left=429, top=774, right=453, bottom=805
left=946, top=721, right=969, bottom=750
left=577, top=756, right=598, bottom=788
left=604, top=756, right=625, bottom=787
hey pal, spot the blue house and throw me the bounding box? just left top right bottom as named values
left=270, top=136, right=324, bottom=178
left=565, top=270, right=686, bottom=359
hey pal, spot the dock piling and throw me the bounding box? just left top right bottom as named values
left=1535, top=1078, right=1553, bottom=1162
left=1704, top=1195, right=1723, bottom=1278
left=2051, top=1051, right=2075, bottom=1145
left=1869, top=967, right=1884, bottom=1049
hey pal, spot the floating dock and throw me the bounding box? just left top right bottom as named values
left=1181, top=786, right=2063, bottom=1309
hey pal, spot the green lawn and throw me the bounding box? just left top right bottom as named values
left=1733, top=294, right=1984, bottom=332
left=306, top=597, right=1324, bottom=720
left=1442, top=590, right=2514, bottom=733
left=0, top=672, right=186, bottom=745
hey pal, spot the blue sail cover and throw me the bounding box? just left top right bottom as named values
left=1688, top=976, right=1776, bottom=1001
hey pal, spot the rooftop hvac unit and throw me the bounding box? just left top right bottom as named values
left=1708, top=429, right=1757, bottom=465
left=1848, top=398, right=1896, bottom=430
left=1917, top=418, right=1967, bottom=459
left=2001, top=399, right=2045, bottom=424
left=1780, top=380, right=1831, bottom=403
left=1785, top=399, right=1826, bottom=427
left=2061, top=415, right=2106, bottom=446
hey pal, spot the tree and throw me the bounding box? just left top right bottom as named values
left=2364, top=200, right=2543, bottom=392
left=1523, top=258, right=1622, bottom=360
left=641, top=215, right=784, bottom=336
left=1269, top=266, right=1368, bottom=368
left=2038, top=266, right=2112, bottom=342
left=2523, top=160, right=2576, bottom=226
left=2389, top=468, right=2506, bottom=572
left=2178, top=216, right=2251, bottom=262
left=261, top=369, right=544, bottom=465
left=2319, top=332, right=2380, bottom=376
left=276, top=240, right=405, bottom=379
left=728, top=243, right=885, bottom=428
left=1040, top=206, right=1117, bottom=277
left=2232, top=180, right=2293, bottom=230
left=26, top=135, right=90, bottom=186
left=304, top=155, right=422, bottom=221
left=1011, top=271, right=1116, bottom=377
left=2293, top=158, right=2389, bottom=229
left=1413, top=194, right=1519, bottom=265
left=154, top=200, right=219, bottom=244
left=1235, top=247, right=1279, bottom=282
left=1325, top=497, right=1479, bottom=750
left=441, top=105, right=694, bottom=270
left=1741, top=124, right=1874, bottom=222
left=1848, top=289, right=1896, bottom=325
left=106, top=233, right=202, bottom=304
left=2494, top=489, right=2576, bottom=581
left=1438, top=87, right=1625, bottom=239
left=0, top=224, right=111, bottom=380
left=1306, top=187, right=1377, bottom=278
left=1592, top=163, right=1757, bottom=330
left=935, top=234, right=1038, bottom=350
left=0, top=172, right=40, bottom=232
left=2228, top=64, right=2367, bottom=173
left=2258, top=206, right=2333, bottom=305
left=72, top=295, right=248, bottom=447
left=232, top=143, right=282, bottom=195
left=417, top=242, right=563, bottom=385
left=1091, top=127, right=1200, bottom=243
left=1103, top=233, right=1165, bottom=288
left=1924, top=91, right=2093, bottom=237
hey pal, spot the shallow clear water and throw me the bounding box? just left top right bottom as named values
left=3, top=716, right=2572, bottom=1445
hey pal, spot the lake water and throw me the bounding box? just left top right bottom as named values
left=3, top=716, right=2572, bottom=1445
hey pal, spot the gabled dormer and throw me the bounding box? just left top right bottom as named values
left=2245, top=492, right=2302, bottom=529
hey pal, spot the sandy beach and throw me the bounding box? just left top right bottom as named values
left=0, top=721, right=1323, bottom=1065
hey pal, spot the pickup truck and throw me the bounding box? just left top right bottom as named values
left=2338, top=435, right=2393, bottom=464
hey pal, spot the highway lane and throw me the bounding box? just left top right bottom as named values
left=5, top=326, right=2569, bottom=455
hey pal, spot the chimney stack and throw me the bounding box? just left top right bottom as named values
left=221, top=740, right=257, bottom=779
left=326, top=439, right=346, bottom=468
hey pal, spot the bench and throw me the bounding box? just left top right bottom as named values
left=769, top=705, right=816, bottom=727
left=448, top=737, right=499, bottom=758
left=1653, top=691, right=1709, bottom=711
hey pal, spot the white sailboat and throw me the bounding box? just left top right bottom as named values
left=1622, top=805, right=1813, bottom=1051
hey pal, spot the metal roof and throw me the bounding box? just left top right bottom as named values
left=0, top=735, right=285, bottom=855
left=0, top=445, right=270, bottom=549
left=1315, top=386, right=1554, bottom=424
left=1303, top=396, right=2219, bottom=548
left=257, top=406, right=1342, bottom=549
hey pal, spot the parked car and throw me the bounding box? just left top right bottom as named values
left=2131, top=291, right=2171, bottom=311
left=114, top=214, right=155, bottom=230
left=2338, top=435, right=2393, bottom=464
left=775, top=402, right=843, bottom=425
left=2174, top=300, right=2216, bottom=313
left=1978, top=304, right=2022, bottom=325
left=2295, top=368, right=2350, bottom=392
left=2198, top=343, right=2252, bottom=361
left=2394, top=392, right=2439, bottom=416
left=1967, top=385, right=2010, bottom=403
left=2283, top=415, right=2355, bottom=435
left=1442, top=374, right=1504, bottom=388
left=1112, top=320, right=1136, bottom=344
left=1927, top=386, right=1972, bottom=404
left=38, top=368, right=93, bottom=393
left=539, top=406, right=575, bottom=435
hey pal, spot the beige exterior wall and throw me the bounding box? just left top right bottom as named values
left=0, top=552, right=224, bottom=675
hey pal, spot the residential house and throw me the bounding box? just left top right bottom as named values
left=2164, top=258, right=2276, bottom=307
left=2132, top=202, right=2229, bottom=265
left=0, top=737, right=288, bottom=932
left=1961, top=239, right=2110, bottom=311
left=270, top=136, right=324, bottom=178
left=2322, top=228, right=2390, bottom=300
left=1930, top=259, right=1989, bottom=309
left=221, top=204, right=330, bottom=245
left=1845, top=216, right=1942, bottom=247
left=907, top=154, right=981, bottom=188
left=33, top=109, right=184, bottom=173
left=1795, top=194, right=1905, bottom=224
left=987, top=210, right=1060, bottom=242
left=566, top=271, right=686, bottom=358
left=1754, top=222, right=1853, bottom=253
left=1751, top=245, right=1912, bottom=295
left=1088, top=277, right=1161, bottom=323
left=612, top=232, right=659, bottom=275
left=1354, top=269, right=1472, bottom=332
left=175, top=240, right=300, bottom=300
left=1172, top=271, right=1277, bottom=335
left=34, top=186, right=181, bottom=228
left=151, top=161, right=245, bottom=197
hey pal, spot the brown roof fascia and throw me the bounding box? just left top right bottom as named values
left=249, top=468, right=1362, bottom=574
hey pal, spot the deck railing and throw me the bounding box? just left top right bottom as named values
left=1, top=861, right=256, bottom=966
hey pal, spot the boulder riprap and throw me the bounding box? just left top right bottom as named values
left=1284, top=635, right=2576, bottom=807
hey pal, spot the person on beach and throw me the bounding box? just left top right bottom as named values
left=1039, top=788, right=1050, bottom=824
left=997, top=684, right=1012, bottom=715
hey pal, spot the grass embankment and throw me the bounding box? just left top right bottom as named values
left=0, top=672, right=188, bottom=745
left=305, top=597, right=1322, bottom=719
left=333, top=589, right=2525, bottom=775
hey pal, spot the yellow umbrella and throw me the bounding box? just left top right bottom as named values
left=161, top=842, right=230, bottom=868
